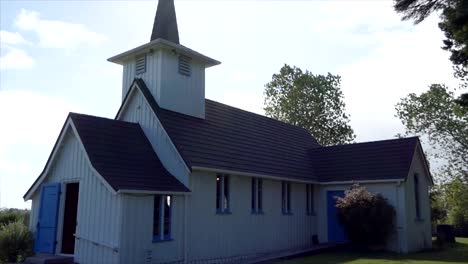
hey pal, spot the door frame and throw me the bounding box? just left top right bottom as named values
left=60, top=182, right=80, bottom=254
left=56, top=179, right=80, bottom=254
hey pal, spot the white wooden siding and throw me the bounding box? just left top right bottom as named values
left=186, top=171, right=317, bottom=262
left=118, top=89, right=190, bottom=186
left=317, top=182, right=405, bottom=252
left=121, top=49, right=206, bottom=118
left=119, top=194, right=185, bottom=264
left=404, top=147, right=432, bottom=252
left=28, top=129, right=121, bottom=263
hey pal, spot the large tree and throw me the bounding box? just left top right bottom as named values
left=264, top=64, right=355, bottom=146
left=395, top=84, right=468, bottom=180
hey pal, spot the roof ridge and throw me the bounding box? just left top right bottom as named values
left=311, top=136, right=419, bottom=150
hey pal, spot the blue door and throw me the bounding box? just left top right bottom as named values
left=35, top=183, right=61, bottom=253
left=327, top=190, right=346, bottom=243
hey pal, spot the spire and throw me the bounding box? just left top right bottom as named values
left=150, top=0, right=180, bottom=44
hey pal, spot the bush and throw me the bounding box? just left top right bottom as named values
left=0, top=209, right=30, bottom=227
left=336, top=184, right=396, bottom=249
left=0, top=221, right=34, bottom=263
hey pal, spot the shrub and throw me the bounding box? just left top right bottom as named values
left=0, top=221, right=34, bottom=263
left=336, top=184, right=396, bottom=249
left=0, top=209, right=30, bottom=227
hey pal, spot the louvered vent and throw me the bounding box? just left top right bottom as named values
left=178, top=55, right=191, bottom=76
left=135, top=55, right=146, bottom=75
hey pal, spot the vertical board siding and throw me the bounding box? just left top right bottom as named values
left=119, top=194, right=185, bottom=264
left=404, top=148, right=432, bottom=252
left=186, top=171, right=316, bottom=262
left=317, top=182, right=403, bottom=252
left=29, top=129, right=121, bottom=263
left=118, top=90, right=190, bottom=186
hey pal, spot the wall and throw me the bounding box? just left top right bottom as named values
left=186, top=171, right=317, bottom=262
left=316, top=182, right=407, bottom=252
left=28, top=128, right=121, bottom=264
left=118, top=89, right=190, bottom=187
left=404, top=147, right=432, bottom=252
left=119, top=194, right=186, bottom=264
left=121, top=48, right=206, bottom=118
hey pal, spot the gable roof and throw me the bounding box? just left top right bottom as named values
left=310, top=137, right=422, bottom=183
left=117, top=79, right=321, bottom=182
left=70, top=113, right=189, bottom=193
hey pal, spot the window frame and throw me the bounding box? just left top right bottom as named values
left=153, top=195, right=172, bottom=242
left=282, top=181, right=292, bottom=215
left=251, top=178, right=263, bottom=214
left=306, top=184, right=315, bottom=215
left=414, top=174, right=422, bottom=221
left=216, top=174, right=231, bottom=214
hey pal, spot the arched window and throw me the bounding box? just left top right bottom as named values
left=414, top=174, right=421, bottom=219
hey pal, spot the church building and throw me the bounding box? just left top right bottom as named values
left=24, top=1, right=433, bottom=263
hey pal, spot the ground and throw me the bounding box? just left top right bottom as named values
left=280, top=238, right=468, bottom=264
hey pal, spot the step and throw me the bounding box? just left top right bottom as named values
left=24, top=254, right=74, bottom=264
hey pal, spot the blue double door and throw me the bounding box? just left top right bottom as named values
left=327, top=190, right=346, bottom=243
left=35, top=183, right=61, bottom=254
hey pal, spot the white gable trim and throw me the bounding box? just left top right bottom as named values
left=24, top=118, right=117, bottom=201
left=408, top=143, right=434, bottom=186
left=116, top=81, right=191, bottom=176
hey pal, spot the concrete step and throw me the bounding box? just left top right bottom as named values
left=24, top=254, right=74, bottom=264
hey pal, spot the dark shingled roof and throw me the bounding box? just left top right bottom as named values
left=70, top=113, right=189, bottom=192
left=120, top=79, right=321, bottom=182
left=310, top=137, right=419, bottom=182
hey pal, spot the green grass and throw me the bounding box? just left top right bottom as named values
left=280, top=238, right=468, bottom=264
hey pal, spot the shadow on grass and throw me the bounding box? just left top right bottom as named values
left=280, top=238, right=468, bottom=264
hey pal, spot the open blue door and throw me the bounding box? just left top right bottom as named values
left=35, top=183, right=61, bottom=253
left=327, top=190, right=346, bottom=243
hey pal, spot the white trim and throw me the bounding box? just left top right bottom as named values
left=24, top=118, right=117, bottom=201
left=116, top=81, right=192, bottom=177
left=117, top=189, right=190, bottom=195
left=192, top=166, right=319, bottom=184
left=319, top=179, right=404, bottom=185
left=107, top=38, right=220, bottom=67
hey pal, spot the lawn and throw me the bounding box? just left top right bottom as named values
left=280, top=237, right=468, bottom=264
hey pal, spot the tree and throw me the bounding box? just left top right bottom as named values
left=396, top=84, right=467, bottom=180
left=264, top=64, right=355, bottom=146
left=335, top=185, right=396, bottom=249
left=394, top=0, right=468, bottom=104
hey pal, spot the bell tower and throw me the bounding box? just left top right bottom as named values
left=108, top=0, right=220, bottom=119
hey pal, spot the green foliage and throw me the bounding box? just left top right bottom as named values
left=0, top=209, right=30, bottom=228
left=0, top=221, right=34, bottom=263
left=335, top=185, right=396, bottom=248
left=395, top=84, right=468, bottom=180
left=263, top=64, right=355, bottom=146
left=444, top=176, right=468, bottom=236
left=430, top=188, right=448, bottom=227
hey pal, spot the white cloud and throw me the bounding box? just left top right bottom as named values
left=0, top=30, right=30, bottom=45
left=15, top=9, right=107, bottom=49
left=0, top=90, right=79, bottom=208
left=0, top=46, right=35, bottom=70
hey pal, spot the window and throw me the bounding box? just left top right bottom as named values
left=178, top=55, right=191, bottom=76
left=414, top=174, right=421, bottom=220
left=135, top=54, right=146, bottom=75
left=282, top=181, right=292, bottom=215
left=216, top=174, right=230, bottom=214
left=153, top=195, right=172, bottom=242
left=306, top=184, right=315, bottom=215
left=251, top=178, right=263, bottom=214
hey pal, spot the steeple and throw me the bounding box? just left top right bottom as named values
left=151, top=0, right=179, bottom=44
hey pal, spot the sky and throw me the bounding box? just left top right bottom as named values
left=0, top=0, right=458, bottom=209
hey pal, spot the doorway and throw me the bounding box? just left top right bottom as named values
left=327, top=190, right=346, bottom=243
left=61, top=182, right=79, bottom=254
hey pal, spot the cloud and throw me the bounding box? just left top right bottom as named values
left=0, top=90, right=79, bottom=208
left=0, top=30, right=30, bottom=45
left=15, top=9, right=107, bottom=49
left=0, top=46, right=35, bottom=70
